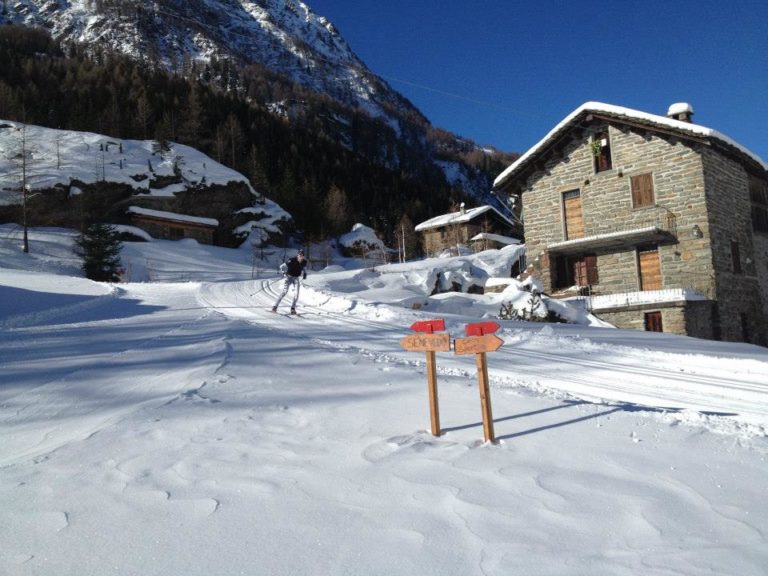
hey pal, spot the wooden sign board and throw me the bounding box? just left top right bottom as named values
left=465, top=321, right=501, bottom=336
left=454, top=333, right=504, bottom=355
left=411, top=319, right=446, bottom=334
left=400, top=332, right=451, bottom=352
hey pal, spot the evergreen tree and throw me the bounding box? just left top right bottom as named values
left=323, top=184, right=349, bottom=236
left=74, top=223, right=123, bottom=282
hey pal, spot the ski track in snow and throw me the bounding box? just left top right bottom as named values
left=198, top=279, right=768, bottom=438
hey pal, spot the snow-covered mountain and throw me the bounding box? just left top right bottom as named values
left=4, top=0, right=421, bottom=125
left=2, top=0, right=511, bottom=201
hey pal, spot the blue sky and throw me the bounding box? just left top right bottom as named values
left=309, top=0, right=768, bottom=161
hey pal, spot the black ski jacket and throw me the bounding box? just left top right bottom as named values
left=284, top=257, right=307, bottom=278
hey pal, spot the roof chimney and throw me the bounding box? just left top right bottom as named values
left=459, top=202, right=466, bottom=215
left=667, top=102, right=694, bottom=123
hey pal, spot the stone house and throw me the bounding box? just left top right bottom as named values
left=493, top=102, right=768, bottom=345
left=415, top=204, right=520, bottom=256
left=127, top=206, right=218, bottom=244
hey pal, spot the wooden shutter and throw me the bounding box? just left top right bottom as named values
left=638, top=247, right=661, bottom=290
left=644, top=311, right=663, bottom=332
left=585, top=255, right=599, bottom=285
left=571, top=255, right=598, bottom=287
left=563, top=190, right=584, bottom=239
left=631, top=173, right=654, bottom=208
left=573, top=259, right=587, bottom=286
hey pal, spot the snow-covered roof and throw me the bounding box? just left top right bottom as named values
left=414, top=205, right=514, bottom=232
left=469, top=232, right=521, bottom=245
left=128, top=206, right=219, bottom=227
left=493, top=102, right=768, bottom=190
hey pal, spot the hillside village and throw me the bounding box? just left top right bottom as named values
left=3, top=97, right=767, bottom=347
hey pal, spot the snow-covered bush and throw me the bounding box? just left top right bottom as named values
left=339, top=223, right=387, bottom=264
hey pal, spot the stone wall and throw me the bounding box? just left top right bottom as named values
left=594, top=300, right=714, bottom=338
left=521, top=121, right=717, bottom=299
left=596, top=304, right=686, bottom=334
left=700, top=148, right=766, bottom=344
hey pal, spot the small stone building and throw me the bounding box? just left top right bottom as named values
left=415, top=204, right=519, bottom=256
left=128, top=206, right=218, bottom=244
left=493, top=102, right=768, bottom=345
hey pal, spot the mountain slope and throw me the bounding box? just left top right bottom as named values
left=2, top=0, right=515, bottom=202
left=5, top=0, right=423, bottom=127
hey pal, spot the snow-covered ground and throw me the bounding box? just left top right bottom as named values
left=1, top=225, right=767, bottom=575
left=0, top=120, right=257, bottom=199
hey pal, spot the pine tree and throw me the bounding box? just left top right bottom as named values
left=74, top=223, right=123, bottom=282
left=323, top=184, right=349, bottom=236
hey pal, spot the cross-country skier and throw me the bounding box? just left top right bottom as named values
left=272, top=249, right=308, bottom=314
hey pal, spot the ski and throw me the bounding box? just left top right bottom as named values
left=269, top=308, right=304, bottom=317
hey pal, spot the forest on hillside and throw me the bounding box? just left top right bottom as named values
left=0, top=25, right=515, bottom=250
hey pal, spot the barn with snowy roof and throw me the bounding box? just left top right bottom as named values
left=493, top=101, right=768, bottom=345
left=415, top=204, right=520, bottom=257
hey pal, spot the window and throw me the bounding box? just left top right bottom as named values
left=592, top=130, right=612, bottom=173
left=750, top=175, right=768, bottom=233
left=631, top=173, right=655, bottom=208
left=644, top=311, right=663, bottom=332
left=731, top=240, right=742, bottom=274
left=553, top=254, right=598, bottom=289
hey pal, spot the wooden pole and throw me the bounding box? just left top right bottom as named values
left=426, top=350, right=440, bottom=436
left=475, top=352, right=495, bottom=443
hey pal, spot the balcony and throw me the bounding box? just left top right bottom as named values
left=548, top=206, right=677, bottom=255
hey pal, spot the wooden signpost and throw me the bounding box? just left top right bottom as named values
left=400, top=319, right=449, bottom=436
left=454, top=321, right=503, bottom=443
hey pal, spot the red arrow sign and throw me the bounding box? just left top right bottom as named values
left=465, top=321, right=500, bottom=336
left=410, top=319, right=446, bottom=334
left=454, top=334, right=504, bottom=355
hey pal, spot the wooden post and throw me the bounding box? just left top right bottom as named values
left=426, top=350, right=440, bottom=436
left=475, top=351, right=495, bottom=443
left=455, top=322, right=503, bottom=444
left=400, top=320, right=449, bottom=437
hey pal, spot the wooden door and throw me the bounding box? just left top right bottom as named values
left=638, top=247, right=661, bottom=290
left=563, top=190, right=584, bottom=240
left=644, top=311, right=663, bottom=332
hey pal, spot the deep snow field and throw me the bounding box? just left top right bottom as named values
left=1, top=225, right=767, bottom=576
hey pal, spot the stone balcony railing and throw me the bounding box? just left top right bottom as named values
left=563, top=288, right=707, bottom=311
